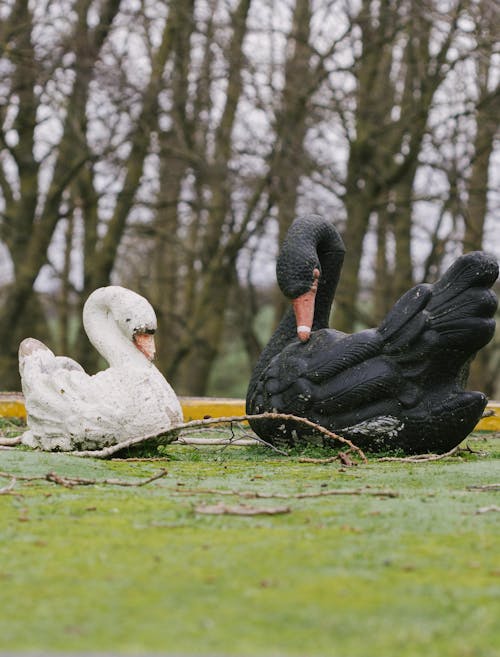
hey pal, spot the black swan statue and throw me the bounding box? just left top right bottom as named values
left=246, top=214, right=498, bottom=454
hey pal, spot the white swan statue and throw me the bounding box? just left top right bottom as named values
left=19, top=286, right=183, bottom=451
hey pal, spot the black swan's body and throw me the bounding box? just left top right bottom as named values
left=246, top=215, right=498, bottom=454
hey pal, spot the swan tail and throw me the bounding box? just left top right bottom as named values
left=378, top=252, right=498, bottom=371
left=19, top=338, right=52, bottom=376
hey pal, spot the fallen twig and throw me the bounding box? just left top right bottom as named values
left=467, top=483, right=500, bottom=491
left=298, top=450, right=357, bottom=466
left=111, top=456, right=170, bottom=462
left=0, top=469, right=168, bottom=488
left=0, top=436, right=22, bottom=446
left=298, top=456, right=339, bottom=464
left=71, top=413, right=366, bottom=461
left=175, top=430, right=287, bottom=455
left=0, top=470, right=42, bottom=481
left=0, top=477, right=16, bottom=494
left=175, top=436, right=257, bottom=446
left=194, top=503, right=291, bottom=516
left=170, top=485, right=398, bottom=499
left=476, top=505, right=500, bottom=514
left=377, top=446, right=460, bottom=463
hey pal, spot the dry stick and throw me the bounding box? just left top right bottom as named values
left=175, top=429, right=283, bottom=454
left=476, top=505, right=500, bottom=514
left=195, top=503, right=291, bottom=516
left=169, top=485, right=398, bottom=499
left=112, top=456, right=170, bottom=462
left=0, top=470, right=43, bottom=481
left=298, top=449, right=358, bottom=465
left=0, top=477, right=16, bottom=494
left=71, top=413, right=366, bottom=461
left=298, top=456, right=340, bottom=464
left=44, top=469, right=169, bottom=488
left=377, top=445, right=460, bottom=463
left=467, top=483, right=500, bottom=491
left=175, top=436, right=257, bottom=446
left=0, top=436, right=22, bottom=446
left=0, top=468, right=169, bottom=488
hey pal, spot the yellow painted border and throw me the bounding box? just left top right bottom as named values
left=0, top=393, right=26, bottom=420
left=1, top=393, right=499, bottom=432
left=180, top=396, right=246, bottom=421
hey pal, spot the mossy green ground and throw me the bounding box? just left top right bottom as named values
left=0, top=430, right=499, bottom=657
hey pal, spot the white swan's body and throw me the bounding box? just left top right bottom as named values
left=19, top=286, right=183, bottom=451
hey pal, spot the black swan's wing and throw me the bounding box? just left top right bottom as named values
left=248, top=251, right=498, bottom=452
left=249, top=328, right=402, bottom=422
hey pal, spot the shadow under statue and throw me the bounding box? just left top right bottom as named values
left=246, top=214, right=499, bottom=454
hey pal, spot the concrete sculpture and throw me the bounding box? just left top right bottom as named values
left=19, top=286, right=183, bottom=450
left=247, top=214, right=498, bottom=453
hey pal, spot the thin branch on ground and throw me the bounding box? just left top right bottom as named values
left=111, top=456, right=170, bottom=462
left=0, top=416, right=25, bottom=445
left=476, top=505, right=500, bottom=514
left=175, top=434, right=270, bottom=448
left=70, top=413, right=366, bottom=461
left=298, top=450, right=358, bottom=466
left=460, top=443, right=488, bottom=456
left=0, top=470, right=44, bottom=481
left=0, top=469, right=168, bottom=488
left=467, top=483, right=500, bottom=491
left=194, top=503, right=291, bottom=516
left=298, top=456, right=339, bottom=464
left=168, top=485, right=398, bottom=499
left=0, top=436, right=22, bottom=446
left=377, top=446, right=460, bottom=462
left=0, top=477, right=16, bottom=494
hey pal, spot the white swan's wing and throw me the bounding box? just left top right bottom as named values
left=21, top=349, right=122, bottom=450
left=54, top=356, right=85, bottom=373
left=21, top=348, right=182, bottom=451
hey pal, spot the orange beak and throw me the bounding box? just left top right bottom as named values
left=292, top=268, right=319, bottom=342
left=133, top=333, right=156, bottom=361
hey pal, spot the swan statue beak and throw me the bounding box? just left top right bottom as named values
left=292, top=268, right=320, bottom=342
left=133, top=332, right=156, bottom=361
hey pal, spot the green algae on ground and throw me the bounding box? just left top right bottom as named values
left=0, top=433, right=499, bottom=657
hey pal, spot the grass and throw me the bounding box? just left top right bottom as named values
left=0, top=422, right=499, bottom=657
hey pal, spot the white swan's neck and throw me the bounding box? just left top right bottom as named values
left=83, top=289, right=151, bottom=369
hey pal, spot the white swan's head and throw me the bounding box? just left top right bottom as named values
left=83, top=286, right=158, bottom=363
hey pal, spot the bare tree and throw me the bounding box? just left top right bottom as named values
left=0, top=0, right=497, bottom=397
left=0, top=0, right=121, bottom=387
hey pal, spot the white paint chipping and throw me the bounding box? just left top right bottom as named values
left=339, top=416, right=403, bottom=441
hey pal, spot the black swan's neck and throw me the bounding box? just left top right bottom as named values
left=247, top=215, right=345, bottom=397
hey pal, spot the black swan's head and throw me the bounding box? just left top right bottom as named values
left=276, top=215, right=346, bottom=342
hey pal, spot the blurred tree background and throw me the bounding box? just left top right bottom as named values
left=0, top=0, right=498, bottom=396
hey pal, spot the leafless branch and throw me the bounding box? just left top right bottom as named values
left=194, top=503, right=291, bottom=516
left=476, top=505, right=500, bottom=514
left=467, top=483, right=500, bottom=491
left=377, top=446, right=460, bottom=463
left=0, top=468, right=169, bottom=488
left=0, top=478, right=16, bottom=494
left=171, top=485, right=398, bottom=499
left=0, top=436, right=22, bottom=446
left=298, top=450, right=358, bottom=466
left=70, top=413, right=366, bottom=461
